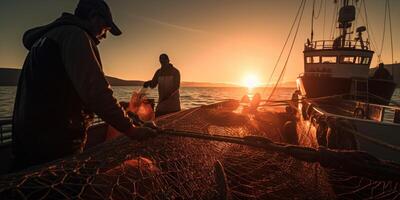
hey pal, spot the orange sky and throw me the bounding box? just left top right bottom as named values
left=1, top=0, right=399, bottom=85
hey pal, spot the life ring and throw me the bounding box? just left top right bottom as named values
left=353, top=108, right=365, bottom=119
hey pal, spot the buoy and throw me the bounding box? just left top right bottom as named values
left=282, top=121, right=298, bottom=145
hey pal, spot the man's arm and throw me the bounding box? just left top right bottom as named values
left=143, top=69, right=159, bottom=89
left=173, top=68, right=180, bottom=91
left=60, top=27, right=131, bottom=132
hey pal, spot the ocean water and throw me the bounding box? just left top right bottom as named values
left=1, top=86, right=399, bottom=118
left=0, top=86, right=295, bottom=118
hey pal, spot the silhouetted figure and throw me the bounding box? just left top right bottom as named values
left=144, top=54, right=181, bottom=117
left=372, top=63, right=393, bottom=80
left=249, top=93, right=261, bottom=113
left=12, top=0, right=156, bottom=171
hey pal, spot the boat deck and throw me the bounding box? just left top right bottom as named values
left=1, top=100, right=399, bottom=199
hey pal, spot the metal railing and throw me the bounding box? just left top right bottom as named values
left=0, top=116, right=106, bottom=146
left=305, top=40, right=371, bottom=51
left=299, top=72, right=334, bottom=77
left=0, top=117, right=12, bottom=146
left=354, top=101, right=400, bottom=124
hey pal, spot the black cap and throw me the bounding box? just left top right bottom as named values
left=75, top=0, right=122, bottom=36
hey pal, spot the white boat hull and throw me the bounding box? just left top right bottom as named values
left=295, top=102, right=400, bottom=163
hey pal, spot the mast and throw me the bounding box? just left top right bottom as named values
left=341, top=0, right=348, bottom=47
left=337, top=0, right=355, bottom=48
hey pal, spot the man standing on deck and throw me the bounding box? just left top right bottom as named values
left=12, top=0, right=157, bottom=170
left=143, top=54, right=181, bottom=117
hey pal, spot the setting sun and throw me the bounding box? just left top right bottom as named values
left=242, top=74, right=260, bottom=89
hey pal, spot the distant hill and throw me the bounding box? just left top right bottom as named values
left=181, top=82, right=239, bottom=87
left=0, top=68, right=239, bottom=87
left=0, top=68, right=144, bottom=86
left=105, top=76, right=143, bottom=86
left=0, top=68, right=20, bottom=86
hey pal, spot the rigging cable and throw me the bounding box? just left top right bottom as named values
left=322, top=0, right=326, bottom=39
left=351, top=0, right=362, bottom=36
left=313, top=0, right=323, bottom=19
left=263, top=0, right=305, bottom=95
left=329, top=1, right=339, bottom=39
left=388, top=0, right=394, bottom=64
left=362, top=0, right=378, bottom=60
left=266, top=0, right=307, bottom=102
left=311, top=0, right=315, bottom=42
left=378, top=0, right=388, bottom=63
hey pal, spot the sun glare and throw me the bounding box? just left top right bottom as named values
left=243, top=74, right=259, bottom=89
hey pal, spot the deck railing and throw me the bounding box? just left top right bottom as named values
left=0, top=117, right=12, bottom=146
left=0, top=116, right=105, bottom=146
left=354, top=101, right=400, bottom=123
left=305, top=40, right=371, bottom=51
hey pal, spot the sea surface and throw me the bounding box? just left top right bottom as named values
left=1, top=86, right=399, bottom=118
left=0, top=86, right=296, bottom=118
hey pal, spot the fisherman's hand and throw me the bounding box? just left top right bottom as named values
left=143, top=81, right=150, bottom=88
left=142, top=121, right=159, bottom=130
left=124, top=125, right=158, bottom=141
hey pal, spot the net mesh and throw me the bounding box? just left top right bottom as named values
left=0, top=100, right=399, bottom=199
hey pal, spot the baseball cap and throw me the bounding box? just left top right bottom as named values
left=75, top=0, right=122, bottom=36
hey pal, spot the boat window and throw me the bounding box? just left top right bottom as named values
left=362, top=57, right=371, bottom=65
left=312, top=56, right=320, bottom=63
left=355, top=56, right=363, bottom=64
left=321, top=56, right=337, bottom=64
left=306, top=57, right=312, bottom=63
left=306, top=56, right=321, bottom=64
left=340, top=56, right=355, bottom=64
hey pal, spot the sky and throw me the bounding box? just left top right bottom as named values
left=0, top=0, right=399, bottom=85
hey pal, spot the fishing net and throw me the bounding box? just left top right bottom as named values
left=0, top=100, right=399, bottom=199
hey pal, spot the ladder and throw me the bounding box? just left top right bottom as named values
left=351, top=78, right=369, bottom=102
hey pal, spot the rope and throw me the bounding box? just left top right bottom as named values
left=313, top=0, right=324, bottom=19
left=378, top=0, right=388, bottom=62
left=263, top=0, right=306, bottom=95
left=388, top=0, right=394, bottom=64
left=329, top=1, right=338, bottom=39
left=159, top=129, right=400, bottom=182
left=362, top=0, right=378, bottom=58
left=322, top=0, right=326, bottom=39
left=266, top=0, right=307, bottom=102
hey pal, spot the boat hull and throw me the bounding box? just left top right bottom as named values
left=351, top=119, right=400, bottom=162
left=297, top=76, right=352, bottom=98
left=368, top=79, right=397, bottom=104
left=295, top=101, right=400, bottom=163
left=297, top=76, right=396, bottom=103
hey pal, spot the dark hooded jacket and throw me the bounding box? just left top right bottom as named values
left=12, top=13, right=132, bottom=168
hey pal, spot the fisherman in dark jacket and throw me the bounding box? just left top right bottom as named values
left=143, top=54, right=181, bottom=117
left=372, top=63, right=393, bottom=80
left=12, top=0, right=157, bottom=170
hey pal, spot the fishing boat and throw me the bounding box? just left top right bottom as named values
left=1, top=0, right=400, bottom=199
left=294, top=0, right=400, bottom=163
